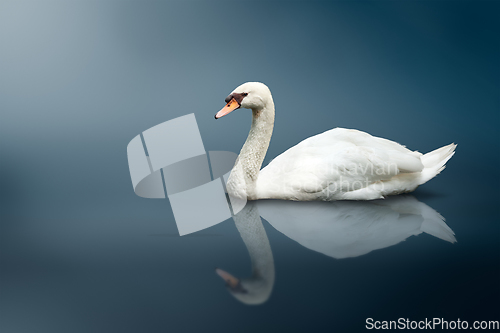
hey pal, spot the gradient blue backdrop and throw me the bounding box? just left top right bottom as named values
left=1, top=1, right=499, bottom=332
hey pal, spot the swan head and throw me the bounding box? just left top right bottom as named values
left=215, top=267, right=273, bottom=305
left=215, top=82, right=273, bottom=119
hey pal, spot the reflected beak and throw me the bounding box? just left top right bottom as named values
left=215, top=98, right=240, bottom=119
left=215, top=268, right=240, bottom=288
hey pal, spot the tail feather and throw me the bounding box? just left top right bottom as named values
left=419, top=143, right=457, bottom=185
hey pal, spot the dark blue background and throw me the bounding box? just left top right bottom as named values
left=1, top=1, right=499, bottom=332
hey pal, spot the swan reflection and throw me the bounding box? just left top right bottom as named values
left=216, top=196, right=454, bottom=305
left=216, top=202, right=275, bottom=305
left=259, top=195, right=455, bottom=259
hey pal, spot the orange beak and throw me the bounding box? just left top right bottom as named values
left=215, top=98, right=240, bottom=119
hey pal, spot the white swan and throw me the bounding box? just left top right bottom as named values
left=215, top=82, right=456, bottom=201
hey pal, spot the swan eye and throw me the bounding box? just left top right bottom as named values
left=225, top=92, right=247, bottom=105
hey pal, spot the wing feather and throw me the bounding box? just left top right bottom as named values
left=257, top=128, right=424, bottom=199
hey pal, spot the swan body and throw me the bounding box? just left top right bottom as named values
left=215, top=82, right=456, bottom=201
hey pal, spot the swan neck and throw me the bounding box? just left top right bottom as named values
left=235, top=103, right=275, bottom=199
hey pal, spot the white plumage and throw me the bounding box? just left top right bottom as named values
left=216, top=82, right=456, bottom=201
